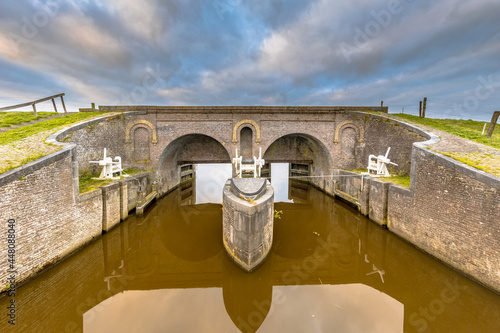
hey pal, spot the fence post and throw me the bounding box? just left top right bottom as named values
left=32, top=103, right=37, bottom=117
left=52, top=98, right=58, bottom=113
left=486, top=111, right=500, bottom=138
left=60, top=95, right=67, bottom=113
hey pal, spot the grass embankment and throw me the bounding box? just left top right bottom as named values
left=391, top=114, right=500, bottom=149
left=0, top=112, right=104, bottom=145
left=0, top=112, right=56, bottom=128
left=390, top=114, right=500, bottom=177
left=439, top=152, right=500, bottom=177
left=79, top=168, right=144, bottom=193
left=0, top=112, right=107, bottom=174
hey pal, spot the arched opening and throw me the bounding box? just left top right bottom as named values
left=264, top=133, right=333, bottom=196
left=158, top=134, right=231, bottom=195
left=263, top=133, right=333, bottom=178
left=240, top=127, right=253, bottom=159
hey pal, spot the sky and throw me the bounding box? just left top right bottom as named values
left=0, top=0, right=499, bottom=120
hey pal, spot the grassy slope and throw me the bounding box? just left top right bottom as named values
left=0, top=112, right=56, bottom=127
left=0, top=112, right=105, bottom=145
left=391, top=113, right=500, bottom=149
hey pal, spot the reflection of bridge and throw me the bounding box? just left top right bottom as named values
left=3, top=184, right=497, bottom=333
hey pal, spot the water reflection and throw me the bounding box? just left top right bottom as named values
left=1, top=174, right=500, bottom=332
left=195, top=164, right=232, bottom=204
left=194, top=163, right=294, bottom=204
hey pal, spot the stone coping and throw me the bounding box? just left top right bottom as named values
left=98, top=105, right=389, bottom=113
left=230, top=178, right=267, bottom=197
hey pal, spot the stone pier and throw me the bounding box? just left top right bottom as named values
left=222, top=178, right=274, bottom=272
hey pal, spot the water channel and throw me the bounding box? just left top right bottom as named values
left=1, top=164, right=500, bottom=332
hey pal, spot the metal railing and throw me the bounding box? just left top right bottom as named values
left=0, top=93, right=67, bottom=116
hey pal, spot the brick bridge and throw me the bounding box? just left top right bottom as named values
left=77, top=105, right=421, bottom=195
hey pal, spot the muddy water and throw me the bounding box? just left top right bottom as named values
left=1, top=165, right=500, bottom=332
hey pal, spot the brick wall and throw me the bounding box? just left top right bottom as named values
left=0, top=148, right=103, bottom=290
left=388, top=147, right=500, bottom=292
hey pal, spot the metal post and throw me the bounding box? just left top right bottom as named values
left=32, top=103, right=37, bottom=117
left=51, top=98, right=58, bottom=113
left=60, top=95, right=67, bottom=113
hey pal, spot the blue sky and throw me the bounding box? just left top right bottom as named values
left=0, top=0, right=499, bottom=120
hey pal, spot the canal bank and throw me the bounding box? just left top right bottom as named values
left=0, top=180, right=499, bottom=332
left=0, top=108, right=499, bottom=296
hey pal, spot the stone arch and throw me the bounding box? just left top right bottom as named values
left=333, top=121, right=364, bottom=145
left=263, top=133, right=334, bottom=177
left=125, top=120, right=157, bottom=145
left=158, top=134, right=231, bottom=194
left=232, top=119, right=261, bottom=144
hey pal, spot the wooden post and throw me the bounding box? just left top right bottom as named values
left=381, top=101, right=384, bottom=107
left=51, top=98, right=58, bottom=113
left=422, top=97, right=427, bottom=118
left=60, top=95, right=67, bottom=113
left=419, top=101, right=422, bottom=117
left=486, top=111, right=500, bottom=138
left=32, top=103, right=37, bottom=117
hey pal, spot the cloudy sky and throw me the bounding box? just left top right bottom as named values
left=0, top=0, right=499, bottom=120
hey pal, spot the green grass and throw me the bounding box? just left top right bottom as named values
left=79, top=168, right=145, bottom=193
left=0, top=112, right=105, bottom=145
left=379, top=175, right=411, bottom=188
left=79, top=171, right=112, bottom=193
left=0, top=112, right=56, bottom=127
left=391, top=114, right=500, bottom=149
left=0, top=152, right=48, bottom=175
left=346, top=168, right=368, bottom=173
left=345, top=168, right=411, bottom=187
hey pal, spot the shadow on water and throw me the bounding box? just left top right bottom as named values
left=1, top=174, right=500, bottom=332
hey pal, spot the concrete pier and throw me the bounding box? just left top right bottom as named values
left=222, top=178, right=274, bottom=272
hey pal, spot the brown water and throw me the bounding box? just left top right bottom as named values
left=1, top=167, right=500, bottom=332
